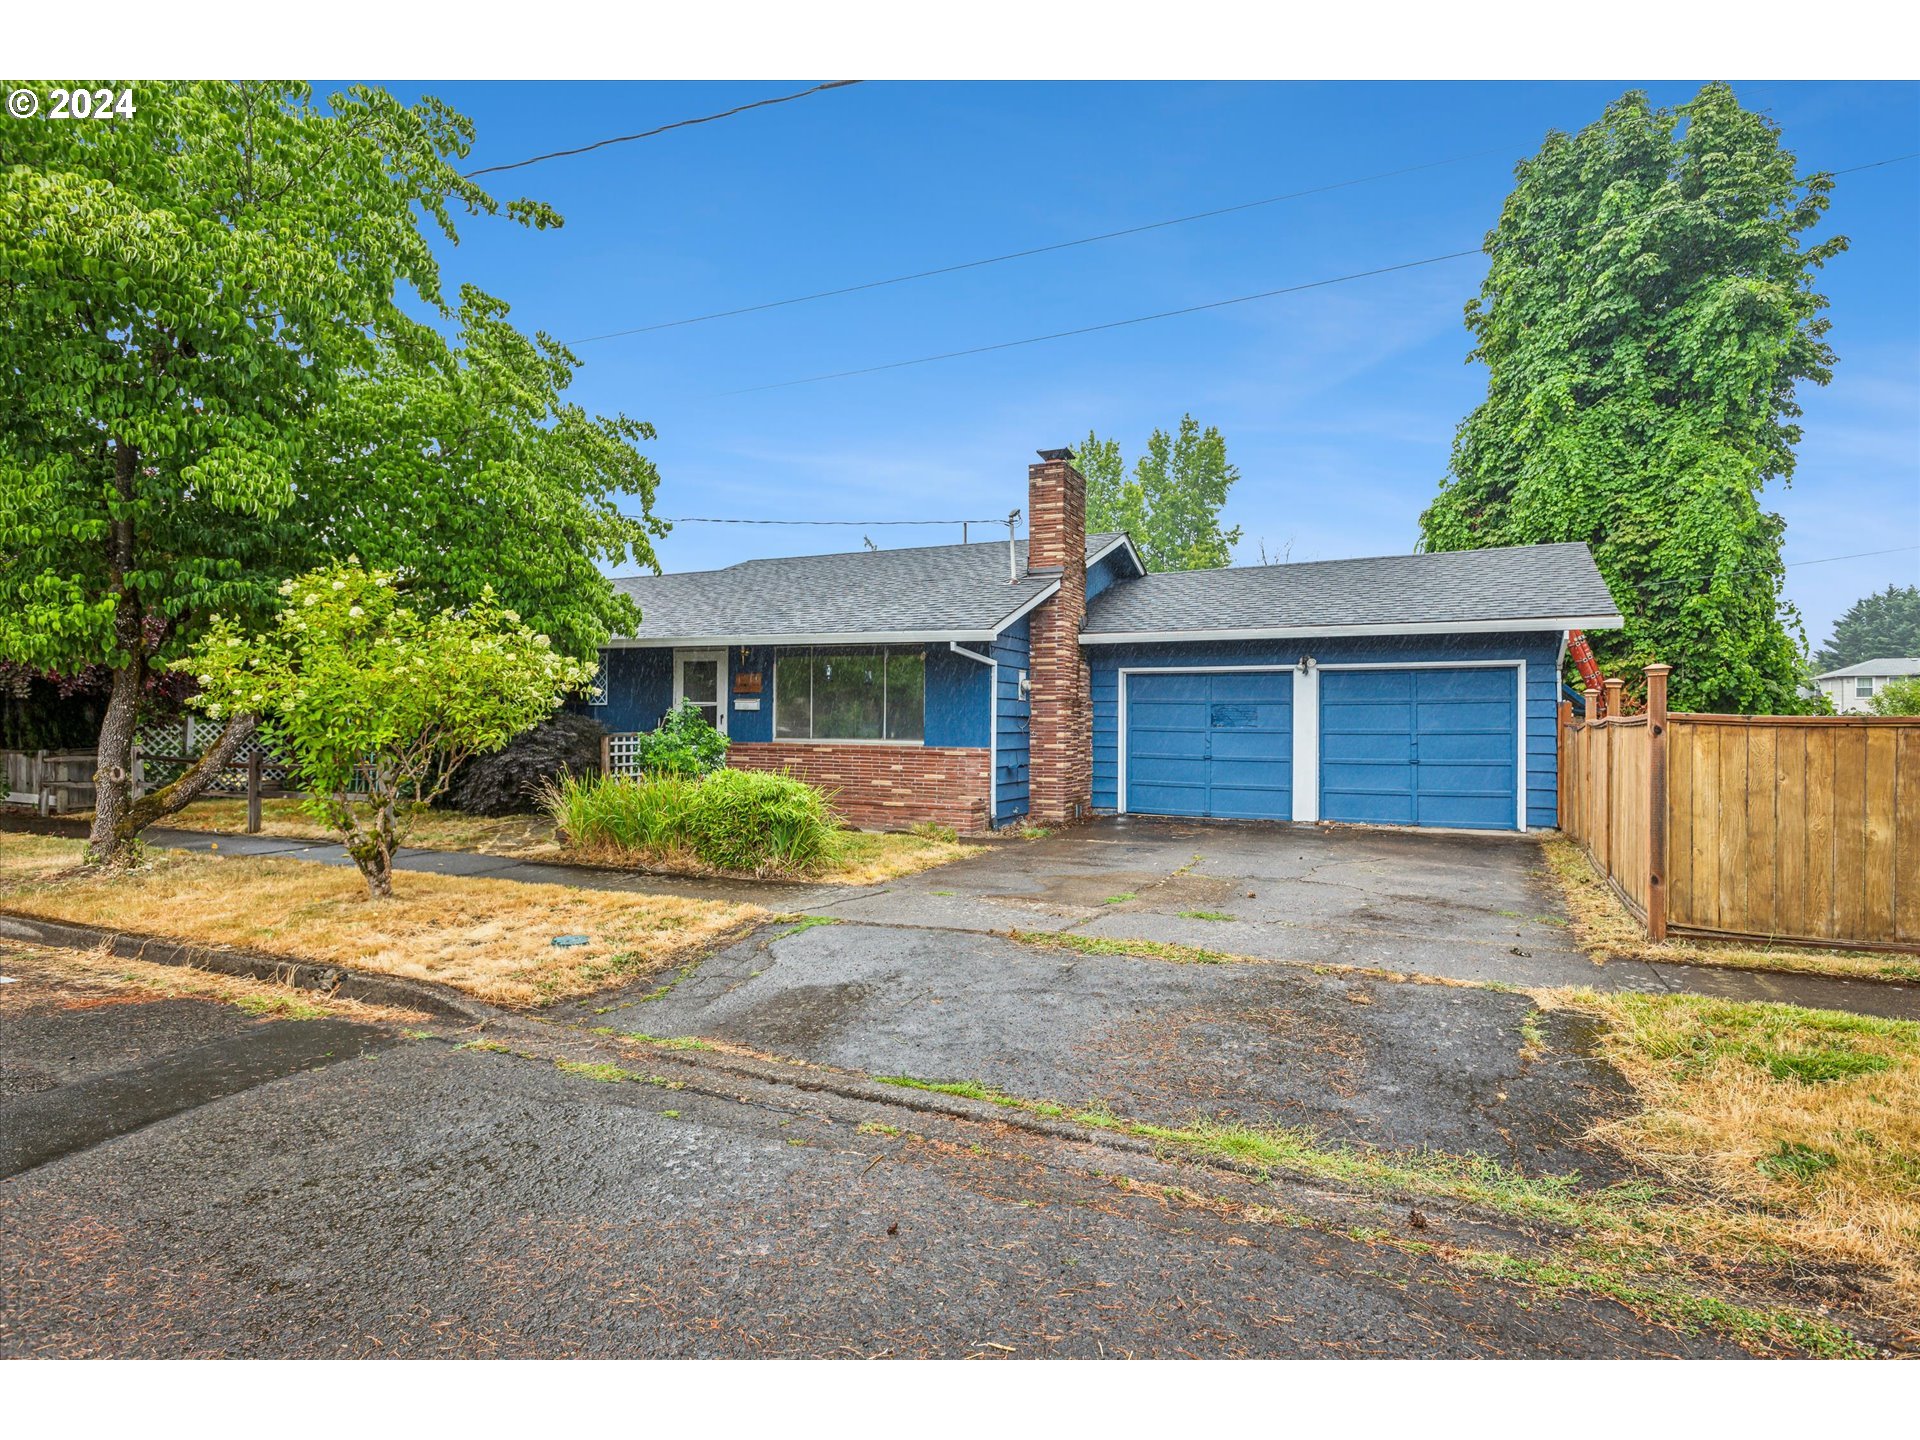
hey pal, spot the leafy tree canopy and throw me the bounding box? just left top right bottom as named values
left=1418, top=82, right=1845, bottom=713
left=1868, top=676, right=1920, bottom=717
left=0, top=81, right=661, bottom=859
left=1078, top=416, right=1244, bottom=571
left=182, top=562, right=593, bottom=896
left=1815, top=585, right=1920, bottom=672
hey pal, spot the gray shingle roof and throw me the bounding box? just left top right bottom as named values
left=1813, top=658, right=1920, bottom=680
left=610, top=533, right=1128, bottom=644
left=1082, top=542, right=1621, bottom=639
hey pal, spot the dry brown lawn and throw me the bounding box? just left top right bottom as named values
left=1539, top=985, right=1920, bottom=1323
left=0, top=938, right=429, bottom=1024
left=137, top=797, right=563, bottom=858
left=1541, top=837, right=1920, bottom=985
left=0, top=835, right=762, bottom=1007
left=148, top=797, right=974, bottom=885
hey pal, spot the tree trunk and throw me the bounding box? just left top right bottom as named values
left=87, top=439, right=145, bottom=867
left=342, top=781, right=398, bottom=900
left=116, top=714, right=260, bottom=839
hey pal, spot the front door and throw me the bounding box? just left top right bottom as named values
left=673, top=649, right=727, bottom=737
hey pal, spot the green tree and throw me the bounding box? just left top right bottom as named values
left=0, top=82, right=660, bottom=865
left=1815, top=585, right=1920, bottom=672
left=1077, top=416, right=1243, bottom=571
left=1868, top=676, right=1920, bottom=717
left=1418, top=83, right=1844, bottom=713
left=182, top=563, right=593, bottom=898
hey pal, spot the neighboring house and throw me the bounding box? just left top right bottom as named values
left=594, top=448, right=1621, bottom=834
left=1811, top=658, right=1920, bottom=714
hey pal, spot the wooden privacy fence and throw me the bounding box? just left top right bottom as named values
left=1560, top=665, right=1920, bottom=954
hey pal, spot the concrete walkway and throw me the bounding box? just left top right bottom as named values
left=63, top=821, right=1920, bottom=1021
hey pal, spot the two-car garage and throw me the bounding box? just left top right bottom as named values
left=1082, top=542, right=1624, bottom=836
left=1119, top=663, right=1522, bottom=832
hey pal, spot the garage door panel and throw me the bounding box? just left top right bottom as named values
left=1325, top=671, right=1412, bottom=700
left=1415, top=699, right=1512, bottom=731
left=1416, top=730, right=1513, bottom=763
left=1320, top=667, right=1518, bottom=831
left=1414, top=669, right=1510, bottom=700
left=1417, top=764, right=1516, bottom=793
left=1418, top=791, right=1516, bottom=829
left=1125, top=670, right=1292, bottom=821
left=1321, top=700, right=1414, bottom=733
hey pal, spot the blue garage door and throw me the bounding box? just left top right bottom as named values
left=1125, top=671, right=1292, bottom=820
left=1319, top=667, right=1518, bottom=830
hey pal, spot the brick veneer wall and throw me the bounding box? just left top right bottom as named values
left=1026, top=451, right=1092, bottom=824
left=727, top=742, right=991, bottom=832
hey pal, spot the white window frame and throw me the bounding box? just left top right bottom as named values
left=587, top=651, right=608, bottom=708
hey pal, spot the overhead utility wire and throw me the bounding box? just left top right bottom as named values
left=569, top=150, right=1501, bottom=342
left=664, top=516, right=1003, bottom=526
left=465, top=81, right=861, bottom=178
left=718, top=152, right=1919, bottom=396
left=717, top=251, right=1484, bottom=394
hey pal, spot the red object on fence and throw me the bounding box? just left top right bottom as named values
left=1567, top=629, right=1605, bottom=699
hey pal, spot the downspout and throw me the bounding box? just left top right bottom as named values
left=950, top=641, right=997, bottom=828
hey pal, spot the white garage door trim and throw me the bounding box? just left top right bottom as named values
left=1314, top=659, right=1527, bottom=832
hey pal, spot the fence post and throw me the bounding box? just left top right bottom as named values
left=600, top=733, right=612, bottom=779
left=247, top=751, right=263, bottom=834
left=131, top=741, right=145, bottom=799
left=1644, top=664, right=1671, bottom=941
left=34, top=749, right=47, bottom=817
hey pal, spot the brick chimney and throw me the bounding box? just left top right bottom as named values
left=1026, top=447, right=1092, bottom=824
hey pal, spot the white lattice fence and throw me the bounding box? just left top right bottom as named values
left=606, top=732, right=643, bottom=778
left=135, top=718, right=295, bottom=793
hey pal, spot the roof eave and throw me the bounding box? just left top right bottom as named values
left=1079, top=615, right=1626, bottom=645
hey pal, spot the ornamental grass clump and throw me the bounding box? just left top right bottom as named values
left=682, top=769, right=836, bottom=873
left=544, top=768, right=837, bottom=876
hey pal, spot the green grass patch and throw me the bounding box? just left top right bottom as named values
left=1455, top=1249, right=1867, bottom=1358
left=1009, top=928, right=1237, bottom=966
left=871, top=1074, right=1659, bottom=1229
left=1178, top=910, right=1235, bottom=922
left=1102, top=892, right=1137, bottom=905
left=774, top=914, right=841, bottom=940
left=233, top=993, right=329, bottom=1020
left=1756, top=1141, right=1841, bottom=1183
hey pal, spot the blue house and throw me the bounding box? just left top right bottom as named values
left=592, top=448, right=1621, bottom=834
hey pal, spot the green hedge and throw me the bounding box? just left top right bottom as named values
left=544, top=767, right=837, bottom=875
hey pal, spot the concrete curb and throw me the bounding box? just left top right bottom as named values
left=0, top=908, right=497, bottom=1023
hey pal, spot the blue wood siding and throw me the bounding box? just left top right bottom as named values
left=1089, top=631, right=1564, bottom=828
left=990, top=616, right=1031, bottom=824
left=1124, top=670, right=1292, bottom=820
left=1320, top=667, right=1516, bottom=830
left=1085, top=544, right=1139, bottom=603
left=593, top=647, right=673, bottom=734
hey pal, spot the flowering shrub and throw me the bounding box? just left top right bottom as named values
left=179, top=561, right=594, bottom=897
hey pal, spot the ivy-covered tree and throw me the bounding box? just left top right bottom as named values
left=1815, top=585, right=1920, bottom=672
left=1419, top=83, right=1845, bottom=713
left=182, top=563, right=592, bottom=898
left=0, top=82, right=662, bottom=865
left=1078, top=416, right=1244, bottom=571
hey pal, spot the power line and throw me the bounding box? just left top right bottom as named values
left=716, top=251, right=1484, bottom=394
left=465, top=81, right=861, bottom=178
left=713, top=151, right=1917, bottom=396
left=663, top=516, right=1003, bottom=527
left=569, top=150, right=1503, bottom=343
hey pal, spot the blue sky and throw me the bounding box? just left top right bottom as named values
left=383, top=80, right=1918, bottom=650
